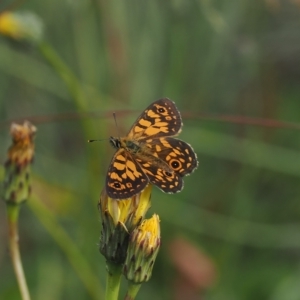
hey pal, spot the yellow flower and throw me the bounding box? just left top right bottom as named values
left=98, top=185, right=152, bottom=264
left=123, top=214, right=161, bottom=283
left=2, top=121, right=37, bottom=204
left=0, top=11, right=43, bottom=42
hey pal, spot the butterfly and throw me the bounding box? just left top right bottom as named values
left=106, top=98, right=198, bottom=199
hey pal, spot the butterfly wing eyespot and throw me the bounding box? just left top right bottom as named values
left=106, top=149, right=149, bottom=199
left=169, top=159, right=181, bottom=171
left=127, top=98, right=182, bottom=141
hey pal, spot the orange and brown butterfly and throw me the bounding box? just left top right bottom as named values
left=106, top=98, right=198, bottom=199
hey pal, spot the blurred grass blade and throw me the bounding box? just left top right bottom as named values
left=28, top=195, right=104, bottom=300
left=162, top=197, right=300, bottom=249
left=191, top=127, right=300, bottom=177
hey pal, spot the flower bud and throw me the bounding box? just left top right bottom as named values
left=123, top=214, right=161, bottom=283
left=2, top=121, right=36, bottom=205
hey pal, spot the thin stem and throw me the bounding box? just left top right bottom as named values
left=7, top=204, right=31, bottom=300
left=124, top=283, right=141, bottom=300
left=105, top=261, right=122, bottom=300
left=37, top=41, right=87, bottom=112
left=37, top=41, right=103, bottom=186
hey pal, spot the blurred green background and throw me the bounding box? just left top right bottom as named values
left=1, top=0, right=300, bottom=299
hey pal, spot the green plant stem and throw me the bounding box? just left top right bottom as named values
left=38, top=41, right=87, bottom=112
left=7, top=204, right=31, bottom=300
left=106, top=261, right=122, bottom=300
left=124, top=283, right=141, bottom=300
left=37, top=41, right=102, bottom=187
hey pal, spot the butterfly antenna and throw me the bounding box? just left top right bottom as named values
left=89, top=112, right=120, bottom=143
left=88, top=139, right=109, bottom=143
left=113, top=112, right=121, bottom=138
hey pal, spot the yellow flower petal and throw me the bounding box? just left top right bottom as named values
left=136, top=214, right=160, bottom=253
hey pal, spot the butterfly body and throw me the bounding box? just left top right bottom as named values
left=106, top=98, right=198, bottom=199
left=110, top=136, right=174, bottom=173
left=110, top=137, right=142, bottom=155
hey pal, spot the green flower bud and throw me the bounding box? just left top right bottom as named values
left=123, top=214, right=161, bottom=283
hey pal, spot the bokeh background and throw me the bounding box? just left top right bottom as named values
left=1, top=0, right=300, bottom=299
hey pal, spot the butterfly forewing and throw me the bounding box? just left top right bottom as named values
left=127, top=98, right=182, bottom=141
left=106, top=149, right=149, bottom=199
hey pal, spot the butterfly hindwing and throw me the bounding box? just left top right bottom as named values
left=143, top=137, right=198, bottom=176
left=106, top=149, right=149, bottom=199
left=127, top=98, right=182, bottom=140
left=135, top=156, right=184, bottom=193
